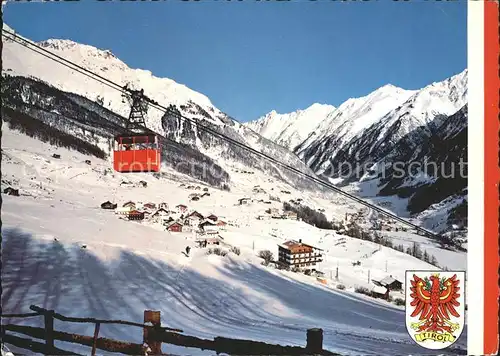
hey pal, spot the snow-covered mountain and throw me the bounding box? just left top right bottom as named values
left=296, top=70, right=467, bottom=176
left=1, top=24, right=322, bottom=192
left=246, top=70, right=468, bottom=233
left=245, top=103, right=336, bottom=151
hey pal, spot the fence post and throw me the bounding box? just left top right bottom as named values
left=44, top=310, right=55, bottom=353
left=306, top=328, right=323, bottom=354
left=144, top=310, right=162, bottom=355
left=91, top=322, right=101, bottom=356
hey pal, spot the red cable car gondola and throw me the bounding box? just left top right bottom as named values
left=113, top=133, right=161, bottom=173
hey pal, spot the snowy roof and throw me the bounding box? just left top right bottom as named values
left=380, top=276, right=400, bottom=285
left=371, top=285, right=388, bottom=294
left=278, top=240, right=321, bottom=252
left=200, top=219, right=217, bottom=226
left=152, top=208, right=169, bottom=216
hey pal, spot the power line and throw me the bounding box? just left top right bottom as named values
left=1, top=28, right=441, bottom=239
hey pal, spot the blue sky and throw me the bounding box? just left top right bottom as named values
left=4, top=0, right=466, bottom=122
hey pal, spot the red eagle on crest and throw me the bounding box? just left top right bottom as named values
left=409, top=273, right=461, bottom=333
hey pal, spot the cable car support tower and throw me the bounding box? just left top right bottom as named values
left=113, top=85, right=161, bottom=173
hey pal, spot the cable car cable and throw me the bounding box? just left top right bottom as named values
left=2, top=29, right=444, bottom=240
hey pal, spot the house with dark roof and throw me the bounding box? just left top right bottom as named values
left=144, top=202, right=157, bottom=210
left=370, top=284, right=389, bottom=300
left=176, top=204, right=188, bottom=213
left=166, top=221, right=183, bottom=232
left=128, top=210, right=145, bottom=221
left=184, top=211, right=204, bottom=226
left=207, top=214, right=218, bottom=222
left=238, top=198, right=251, bottom=205
left=3, top=187, right=19, bottom=196
left=199, top=220, right=219, bottom=234
left=277, top=240, right=323, bottom=270
left=101, top=201, right=117, bottom=210
left=372, top=275, right=403, bottom=291
left=151, top=208, right=170, bottom=219
left=123, top=201, right=136, bottom=209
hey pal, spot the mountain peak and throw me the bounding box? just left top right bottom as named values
left=305, top=102, right=336, bottom=112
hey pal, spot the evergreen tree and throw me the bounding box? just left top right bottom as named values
left=423, top=250, right=429, bottom=263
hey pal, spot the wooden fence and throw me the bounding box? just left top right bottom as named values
left=1, top=305, right=339, bottom=355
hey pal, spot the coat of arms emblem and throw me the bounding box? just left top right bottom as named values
left=405, top=270, right=465, bottom=349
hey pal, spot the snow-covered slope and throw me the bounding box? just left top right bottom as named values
left=1, top=125, right=467, bottom=355
left=245, top=103, right=336, bottom=151
left=2, top=25, right=222, bottom=131
left=2, top=24, right=321, bottom=192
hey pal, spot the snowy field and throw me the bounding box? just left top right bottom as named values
left=1, top=126, right=467, bottom=355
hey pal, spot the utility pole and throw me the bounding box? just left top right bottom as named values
left=335, top=266, right=339, bottom=280
left=368, top=269, right=370, bottom=283
left=252, top=241, right=254, bottom=251
left=385, top=260, right=388, bottom=273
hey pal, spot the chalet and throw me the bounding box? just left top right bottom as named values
left=151, top=208, right=170, bottom=219
left=161, top=217, right=175, bottom=226
left=216, top=220, right=227, bottom=230
left=3, top=187, right=19, bottom=196
left=128, top=210, right=145, bottom=221
left=201, top=192, right=211, bottom=198
left=184, top=211, right=204, bottom=226
left=195, top=186, right=201, bottom=191
left=207, top=214, right=218, bottom=222
left=203, top=187, right=209, bottom=192
left=176, top=204, right=188, bottom=213
left=187, top=185, right=194, bottom=190
left=375, top=276, right=403, bottom=291
left=52, top=153, right=61, bottom=159
left=139, top=180, right=148, bottom=188
left=188, top=211, right=205, bottom=219
left=188, top=193, right=200, bottom=200
left=199, top=220, right=219, bottom=234
left=85, top=160, right=91, bottom=165
left=238, top=198, right=251, bottom=205
left=166, top=221, right=183, bottom=232
left=123, top=201, right=136, bottom=209
left=269, top=208, right=283, bottom=219
left=277, top=240, right=323, bottom=270
left=100, top=201, right=117, bottom=210
left=143, top=203, right=156, bottom=210
left=370, top=285, right=389, bottom=300
left=268, top=208, right=280, bottom=215
left=191, top=196, right=200, bottom=201
left=285, top=211, right=298, bottom=220
left=180, top=183, right=186, bottom=188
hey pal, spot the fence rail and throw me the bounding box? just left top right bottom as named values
left=1, top=305, right=338, bottom=355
